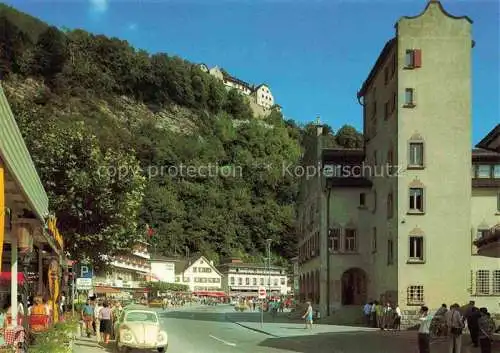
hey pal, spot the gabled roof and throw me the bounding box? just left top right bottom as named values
left=399, top=0, right=472, bottom=24
left=357, top=38, right=395, bottom=99
left=254, top=83, right=270, bottom=90
left=476, top=124, right=500, bottom=153
left=175, top=255, right=223, bottom=277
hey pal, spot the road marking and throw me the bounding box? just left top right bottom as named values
left=209, top=335, right=236, bottom=347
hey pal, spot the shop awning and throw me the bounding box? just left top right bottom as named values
left=193, top=291, right=227, bottom=297
left=94, top=286, right=121, bottom=294
left=0, top=272, right=24, bottom=284
left=0, top=85, right=49, bottom=221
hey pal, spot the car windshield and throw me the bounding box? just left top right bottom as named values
left=125, top=311, right=158, bottom=323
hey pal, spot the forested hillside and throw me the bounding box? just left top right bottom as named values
left=0, top=4, right=363, bottom=267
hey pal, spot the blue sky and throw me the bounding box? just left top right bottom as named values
left=5, top=0, right=499, bottom=144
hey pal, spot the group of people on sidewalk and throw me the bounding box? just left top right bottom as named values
left=363, top=301, right=402, bottom=330
left=417, top=301, right=497, bottom=353
left=81, top=298, right=124, bottom=345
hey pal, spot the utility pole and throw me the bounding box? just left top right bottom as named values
left=266, top=239, right=272, bottom=298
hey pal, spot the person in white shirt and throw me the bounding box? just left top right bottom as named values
left=418, top=306, right=433, bottom=353
left=394, top=304, right=402, bottom=331
left=94, top=301, right=103, bottom=342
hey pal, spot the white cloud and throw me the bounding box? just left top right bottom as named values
left=128, top=23, right=138, bottom=31
left=89, top=0, right=109, bottom=13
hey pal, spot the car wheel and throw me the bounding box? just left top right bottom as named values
left=157, top=347, right=165, bottom=352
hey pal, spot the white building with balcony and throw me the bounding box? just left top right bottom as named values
left=217, top=258, right=288, bottom=297
left=94, top=240, right=151, bottom=295
left=150, top=255, right=177, bottom=283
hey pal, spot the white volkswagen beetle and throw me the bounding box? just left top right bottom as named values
left=114, top=305, right=168, bottom=352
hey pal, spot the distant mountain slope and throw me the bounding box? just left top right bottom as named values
left=0, top=3, right=48, bottom=41
left=0, top=5, right=363, bottom=267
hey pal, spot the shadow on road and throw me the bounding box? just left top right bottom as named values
left=158, top=308, right=302, bottom=324
left=256, top=331, right=428, bottom=353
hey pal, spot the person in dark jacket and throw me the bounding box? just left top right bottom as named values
left=478, top=308, right=496, bottom=353
left=468, top=306, right=481, bottom=347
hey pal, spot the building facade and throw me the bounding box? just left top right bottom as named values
left=150, top=256, right=176, bottom=283
left=94, top=240, right=151, bottom=294
left=297, top=1, right=499, bottom=323
left=473, top=125, right=500, bottom=259
left=174, top=255, right=223, bottom=293
left=218, top=258, right=288, bottom=297
left=470, top=144, right=500, bottom=309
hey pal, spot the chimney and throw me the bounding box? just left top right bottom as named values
left=209, top=260, right=214, bottom=266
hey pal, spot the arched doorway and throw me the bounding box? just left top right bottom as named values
left=341, top=268, right=367, bottom=305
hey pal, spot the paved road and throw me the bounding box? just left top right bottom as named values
left=74, top=305, right=494, bottom=353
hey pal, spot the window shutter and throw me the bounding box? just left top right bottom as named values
left=414, top=49, right=422, bottom=68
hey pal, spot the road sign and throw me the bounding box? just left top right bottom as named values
left=78, top=264, right=93, bottom=279
left=76, top=278, right=92, bottom=290
left=258, top=286, right=267, bottom=299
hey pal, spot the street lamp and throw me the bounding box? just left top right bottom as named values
left=266, top=239, right=272, bottom=298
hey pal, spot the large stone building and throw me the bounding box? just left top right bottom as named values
left=297, top=1, right=499, bottom=323
left=217, top=258, right=288, bottom=297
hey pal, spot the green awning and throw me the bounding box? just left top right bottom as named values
left=0, top=84, right=49, bottom=220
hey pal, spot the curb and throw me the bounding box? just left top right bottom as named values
left=224, top=313, right=279, bottom=338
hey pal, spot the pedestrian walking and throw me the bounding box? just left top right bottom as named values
left=467, top=306, right=481, bottom=347
left=98, top=302, right=113, bottom=345
left=446, top=303, right=464, bottom=353
left=95, top=300, right=104, bottom=341
left=81, top=299, right=94, bottom=338
left=417, top=306, right=433, bottom=353
left=393, top=304, right=402, bottom=331
left=478, top=307, right=496, bottom=353
left=302, top=301, right=313, bottom=329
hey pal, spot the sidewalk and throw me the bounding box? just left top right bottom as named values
left=73, top=336, right=108, bottom=353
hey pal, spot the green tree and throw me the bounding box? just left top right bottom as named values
left=33, top=26, right=68, bottom=84
left=13, top=100, right=146, bottom=266
left=335, top=124, right=363, bottom=148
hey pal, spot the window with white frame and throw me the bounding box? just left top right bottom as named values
left=404, top=88, right=415, bottom=106
left=238, top=277, right=242, bottom=285
left=409, top=236, right=424, bottom=262
left=407, top=285, right=424, bottom=305
left=252, top=278, right=257, bottom=285
left=493, top=270, right=500, bottom=294
left=281, top=277, right=286, bottom=285
left=329, top=228, right=341, bottom=252
left=409, top=142, right=424, bottom=167
left=409, top=188, right=424, bottom=212
left=475, top=270, right=490, bottom=295
left=345, top=229, right=357, bottom=252
left=260, top=278, right=264, bottom=285
left=493, top=165, right=500, bottom=178
left=273, top=279, right=278, bottom=286
left=477, top=165, right=491, bottom=178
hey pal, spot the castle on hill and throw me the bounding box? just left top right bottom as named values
left=198, top=64, right=280, bottom=118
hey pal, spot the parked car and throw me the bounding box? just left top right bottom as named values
left=114, top=305, right=168, bottom=352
